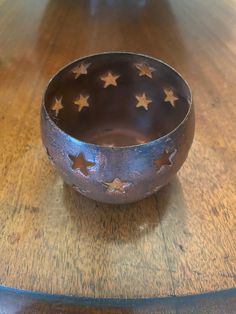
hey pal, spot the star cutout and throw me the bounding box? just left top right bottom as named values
left=135, top=63, right=155, bottom=78
left=72, top=63, right=91, bottom=79
left=100, top=72, right=120, bottom=88
left=136, top=93, right=152, bottom=110
left=51, top=97, right=63, bottom=116
left=154, top=149, right=176, bottom=171
left=164, top=88, right=179, bottom=107
left=104, top=178, right=131, bottom=193
left=74, top=94, right=90, bottom=112
left=69, top=153, right=95, bottom=176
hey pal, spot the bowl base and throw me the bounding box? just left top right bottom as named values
left=81, top=127, right=150, bottom=147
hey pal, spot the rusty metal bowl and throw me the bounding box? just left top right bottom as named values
left=41, top=52, right=194, bottom=204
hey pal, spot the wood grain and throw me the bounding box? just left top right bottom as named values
left=0, top=0, right=236, bottom=306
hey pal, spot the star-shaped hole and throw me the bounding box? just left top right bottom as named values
left=103, top=178, right=132, bottom=193
left=135, top=93, right=152, bottom=110
left=72, top=62, right=91, bottom=79
left=74, top=94, right=90, bottom=112
left=100, top=72, right=120, bottom=88
left=164, top=88, right=179, bottom=107
left=154, top=149, right=177, bottom=171
left=69, top=153, right=95, bottom=176
left=135, top=63, right=155, bottom=78
left=51, top=97, right=63, bottom=116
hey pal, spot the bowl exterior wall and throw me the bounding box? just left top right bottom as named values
left=41, top=105, right=194, bottom=204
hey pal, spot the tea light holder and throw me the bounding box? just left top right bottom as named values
left=41, top=52, right=194, bottom=204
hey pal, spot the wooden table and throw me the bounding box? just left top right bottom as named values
left=0, top=0, right=236, bottom=313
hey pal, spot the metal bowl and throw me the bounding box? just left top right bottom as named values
left=41, top=52, right=194, bottom=204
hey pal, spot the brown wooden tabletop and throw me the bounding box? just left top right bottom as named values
left=0, top=0, right=236, bottom=313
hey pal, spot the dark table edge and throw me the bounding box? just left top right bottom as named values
left=0, top=284, right=235, bottom=308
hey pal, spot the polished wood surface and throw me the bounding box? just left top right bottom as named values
left=0, top=0, right=236, bottom=305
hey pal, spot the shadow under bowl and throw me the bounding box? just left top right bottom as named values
left=40, top=52, right=195, bottom=204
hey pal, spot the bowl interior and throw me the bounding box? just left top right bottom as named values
left=44, top=53, right=191, bottom=147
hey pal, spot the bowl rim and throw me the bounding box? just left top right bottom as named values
left=41, top=51, right=193, bottom=150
